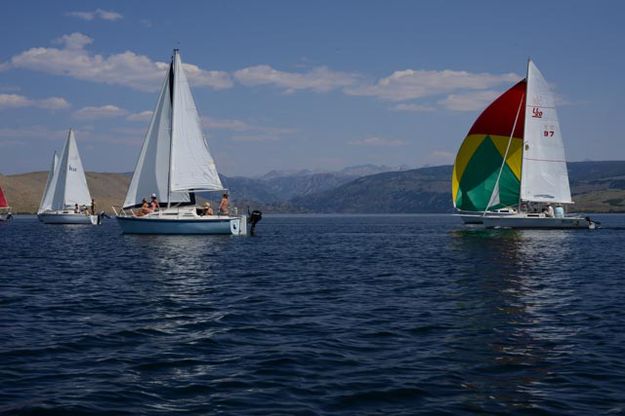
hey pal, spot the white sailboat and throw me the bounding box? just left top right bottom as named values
left=452, top=60, right=596, bottom=229
left=38, top=129, right=98, bottom=225
left=114, top=49, right=249, bottom=235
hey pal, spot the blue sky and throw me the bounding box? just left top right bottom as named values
left=1, top=1, right=624, bottom=176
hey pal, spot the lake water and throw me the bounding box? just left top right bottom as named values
left=1, top=214, right=625, bottom=415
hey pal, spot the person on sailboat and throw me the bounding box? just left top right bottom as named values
left=218, top=194, right=229, bottom=215
left=91, top=199, right=96, bottom=215
left=150, top=194, right=159, bottom=212
left=133, top=199, right=150, bottom=217
left=74, top=203, right=80, bottom=214
left=203, top=202, right=213, bottom=216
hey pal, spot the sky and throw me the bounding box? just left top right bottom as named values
left=1, top=1, right=624, bottom=177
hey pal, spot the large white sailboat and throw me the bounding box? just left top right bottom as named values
left=452, top=60, right=596, bottom=229
left=114, top=50, right=249, bottom=235
left=38, top=129, right=98, bottom=225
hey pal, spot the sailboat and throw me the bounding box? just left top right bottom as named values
left=0, top=184, right=12, bottom=221
left=114, top=50, right=249, bottom=235
left=38, top=129, right=98, bottom=225
left=452, top=60, right=596, bottom=229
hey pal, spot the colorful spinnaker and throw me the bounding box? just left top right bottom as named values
left=452, top=80, right=526, bottom=212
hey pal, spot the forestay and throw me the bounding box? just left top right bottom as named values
left=520, top=60, right=572, bottom=204
left=38, top=152, right=59, bottom=214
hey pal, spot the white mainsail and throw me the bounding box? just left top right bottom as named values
left=38, top=151, right=59, bottom=214
left=123, top=50, right=221, bottom=208
left=520, top=60, right=572, bottom=204
left=47, top=129, right=92, bottom=211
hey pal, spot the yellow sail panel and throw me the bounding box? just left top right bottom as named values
left=489, top=134, right=523, bottom=181
left=452, top=134, right=485, bottom=205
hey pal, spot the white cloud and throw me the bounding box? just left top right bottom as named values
left=202, top=116, right=251, bottom=131
left=66, top=9, right=123, bottom=21
left=73, top=105, right=128, bottom=119
left=391, top=103, right=436, bottom=112
left=230, top=135, right=281, bottom=143
left=427, top=150, right=455, bottom=165
left=202, top=116, right=295, bottom=137
left=346, top=69, right=519, bottom=102
left=349, top=136, right=407, bottom=147
left=0, top=126, right=67, bottom=140
left=0, top=94, right=70, bottom=110
left=4, top=33, right=233, bottom=92
left=234, top=65, right=359, bottom=93
left=126, top=110, right=153, bottom=122
left=438, top=90, right=501, bottom=111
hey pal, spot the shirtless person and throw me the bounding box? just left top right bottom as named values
left=218, top=194, right=229, bottom=215
left=150, top=193, right=159, bottom=211
left=134, top=198, right=151, bottom=217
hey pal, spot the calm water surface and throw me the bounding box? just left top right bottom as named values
left=1, top=215, right=624, bottom=415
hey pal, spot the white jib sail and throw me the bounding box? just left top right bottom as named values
left=520, top=60, right=572, bottom=204
left=50, top=129, right=92, bottom=210
left=38, top=151, right=59, bottom=214
left=170, top=51, right=223, bottom=193
left=123, top=63, right=190, bottom=208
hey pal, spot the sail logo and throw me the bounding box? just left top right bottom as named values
left=531, top=107, right=543, bottom=118
left=69, top=165, right=77, bottom=172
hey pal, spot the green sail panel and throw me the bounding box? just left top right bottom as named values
left=455, top=136, right=520, bottom=211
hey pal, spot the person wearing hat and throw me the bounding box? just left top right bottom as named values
left=150, top=193, right=159, bottom=212
left=203, top=201, right=213, bottom=216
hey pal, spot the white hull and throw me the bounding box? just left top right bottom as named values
left=115, top=207, right=247, bottom=235
left=38, top=211, right=98, bottom=225
left=459, top=212, right=595, bottom=229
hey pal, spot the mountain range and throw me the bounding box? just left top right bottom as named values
left=2, top=161, right=625, bottom=214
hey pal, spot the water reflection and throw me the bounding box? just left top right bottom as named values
left=449, top=228, right=578, bottom=412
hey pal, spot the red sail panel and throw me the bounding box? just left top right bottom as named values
left=0, top=186, right=8, bottom=208
left=468, top=80, right=526, bottom=139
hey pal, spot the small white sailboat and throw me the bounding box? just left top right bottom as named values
left=114, top=49, right=250, bottom=235
left=38, top=129, right=98, bottom=225
left=0, top=184, right=12, bottom=221
left=452, top=60, right=596, bottom=229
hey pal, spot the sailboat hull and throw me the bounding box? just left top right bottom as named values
left=0, top=214, right=12, bottom=222
left=116, top=215, right=247, bottom=235
left=38, top=212, right=98, bottom=225
left=479, top=214, right=594, bottom=229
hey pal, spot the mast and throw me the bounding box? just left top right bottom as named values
left=518, top=58, right=531, bottom=211
left=167, top=49, right=178, bottom=209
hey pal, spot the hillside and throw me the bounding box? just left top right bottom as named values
left=0, top=172, right=130, bottom=214
left=3, top=161, right=625, bottom=214
left=292, top=161, right=625, bottom=214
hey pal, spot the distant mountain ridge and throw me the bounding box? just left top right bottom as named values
left=3, top=161, right=625, bottom=214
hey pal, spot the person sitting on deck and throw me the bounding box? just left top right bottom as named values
left=203, top=202, right=213, bottom=216
left=91, top=199, right=96, bottom=215
left=218, top=194, right=229, bottom=215
left=134, top=199, right=151, bottom=217
left=150, top=193, right=159, bottom=212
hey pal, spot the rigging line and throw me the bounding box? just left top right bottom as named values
left=482, top=92, right=525, bottom=217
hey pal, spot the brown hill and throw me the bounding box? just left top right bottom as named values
left=0, top=172, right=130, bottom=214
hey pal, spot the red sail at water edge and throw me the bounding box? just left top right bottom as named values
left=0, top=186, right=9, bottom=208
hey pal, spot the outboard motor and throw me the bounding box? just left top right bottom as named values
left=248, top=209, right=263, bottom=235
left=97, top=211, right=110, bottom=225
